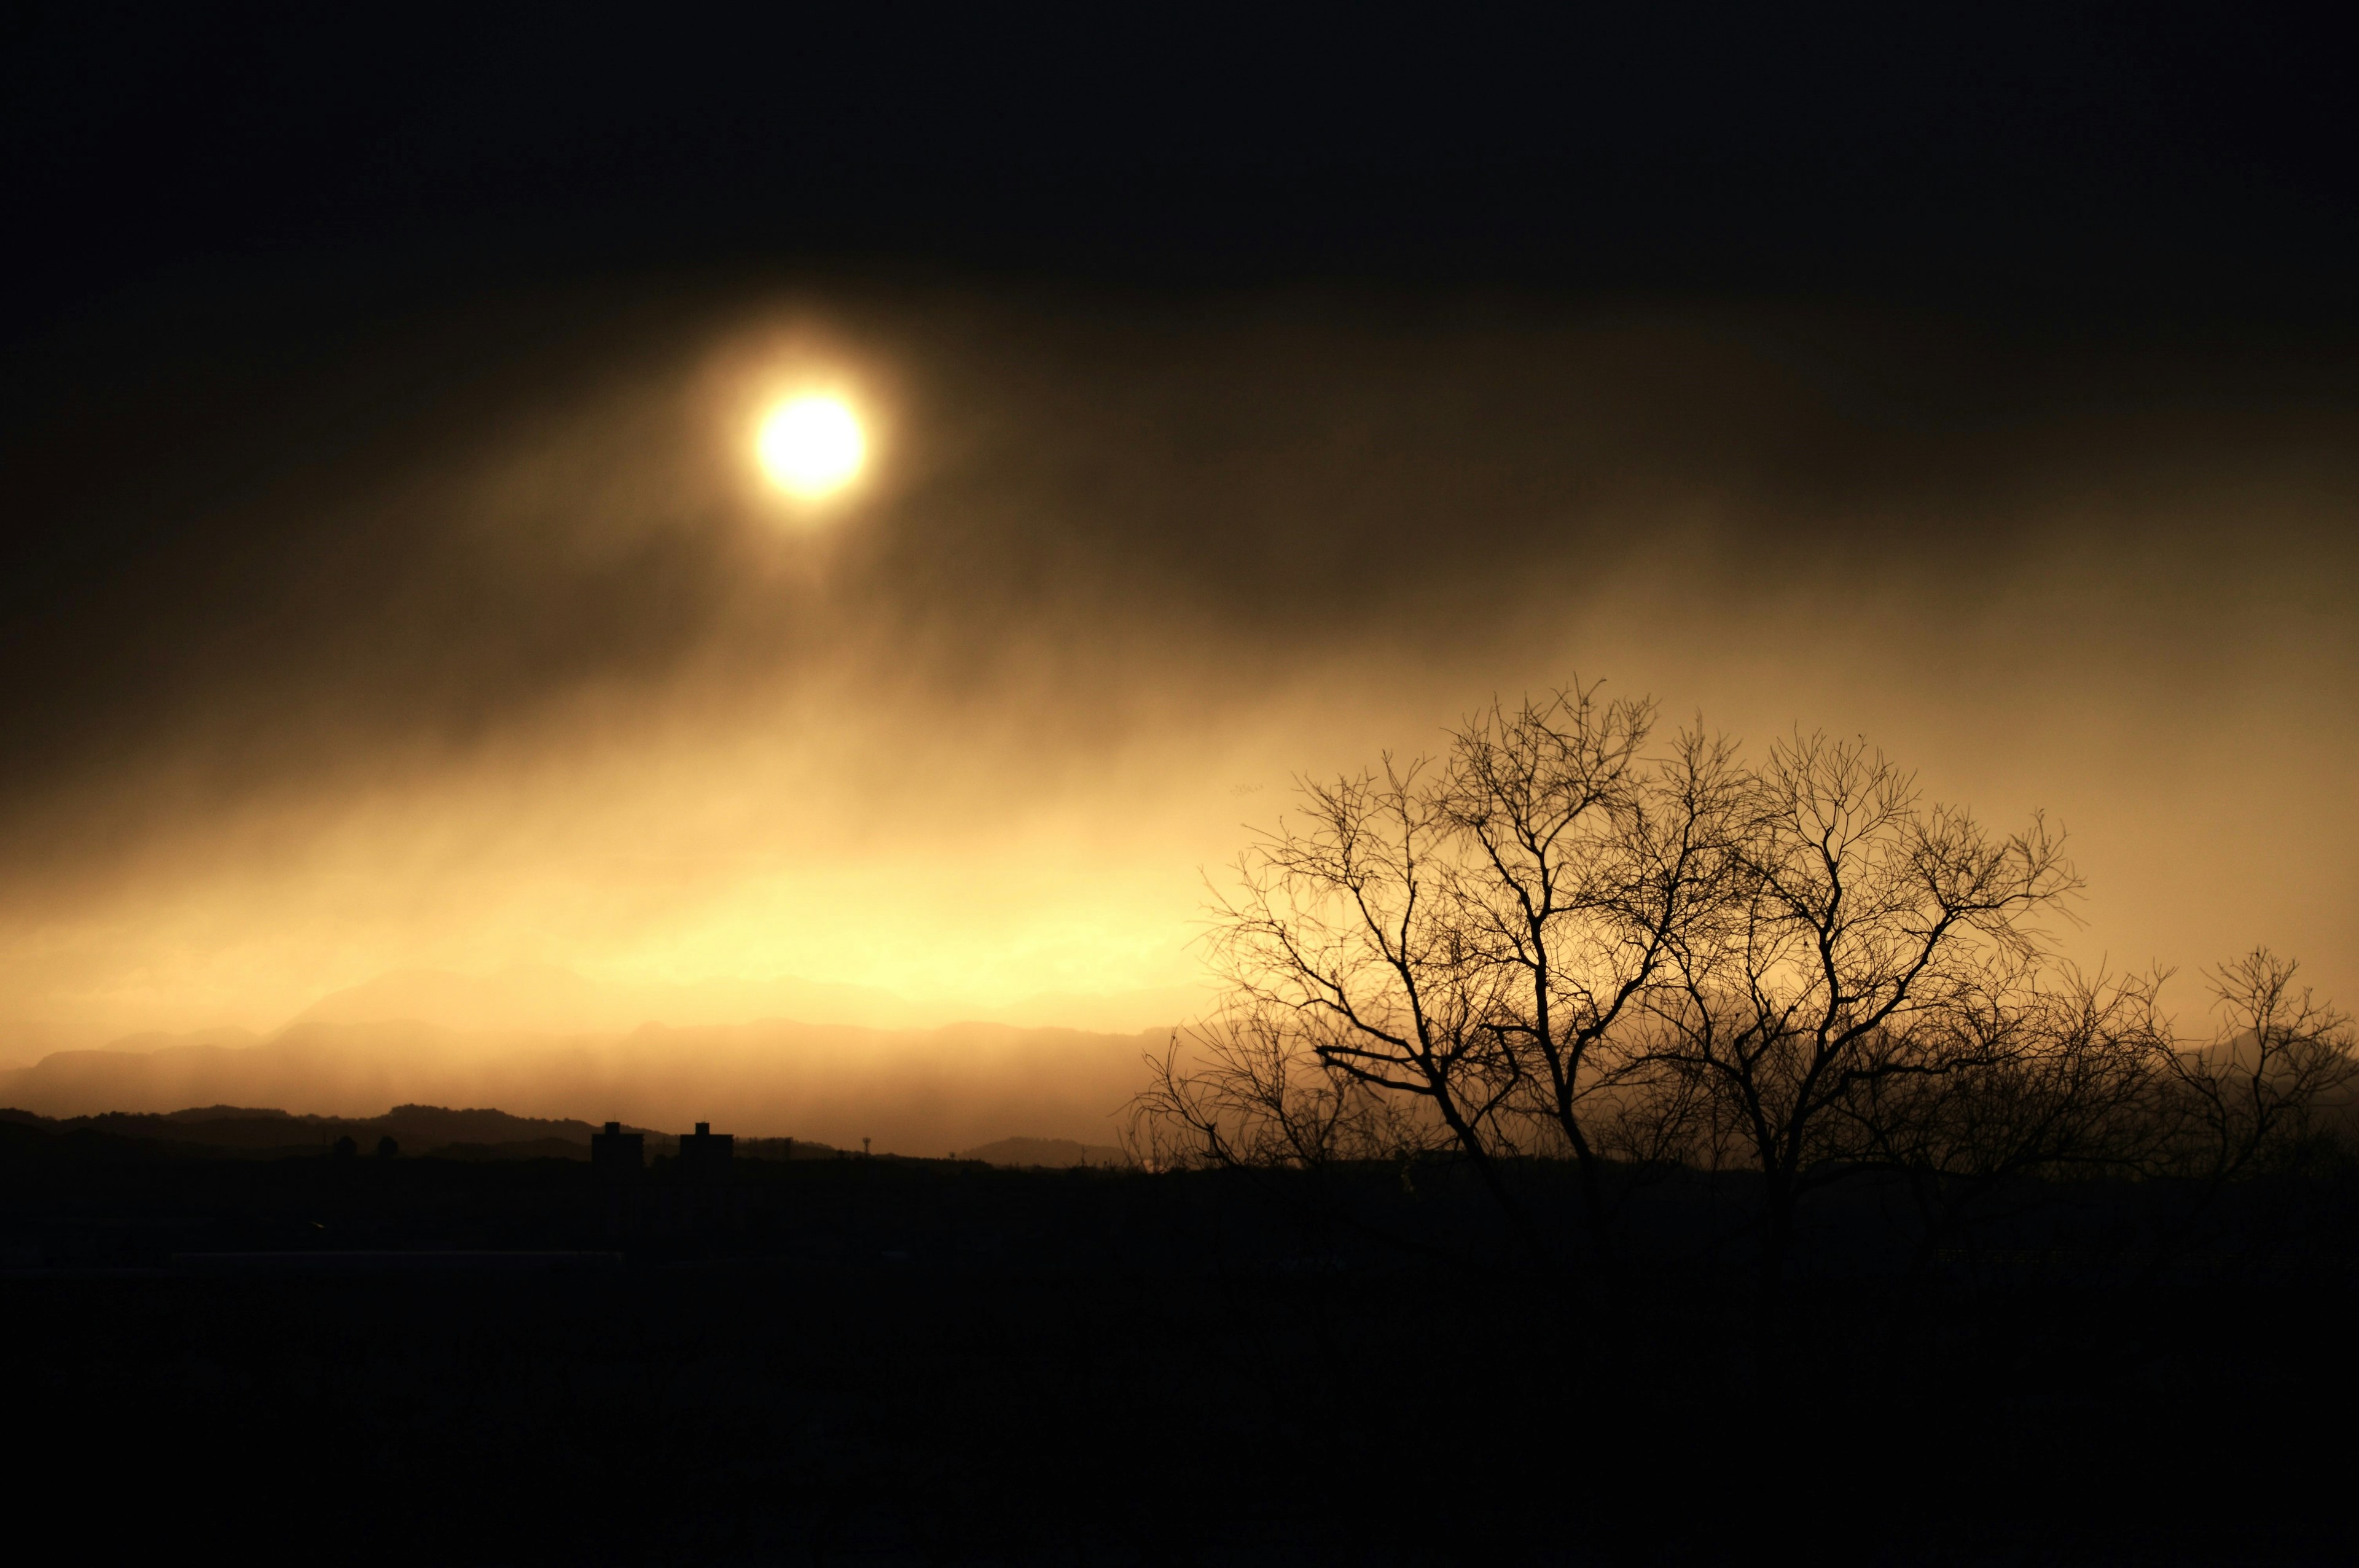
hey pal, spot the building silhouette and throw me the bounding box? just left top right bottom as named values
left=592, top=1121, right=644, bottom=1181
left=673, top=1123, right=734, bottom=1235
left=589, top=1120, right=738, bottom=1240
left=591, top=1121, right=643, bottom=1239
left=679, top=1121, right=733, bottom=1181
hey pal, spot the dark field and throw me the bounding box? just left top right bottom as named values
left=5, top=1126, right=2355, bottom=1565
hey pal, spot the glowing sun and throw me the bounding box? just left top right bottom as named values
left=756, top=395, right=866, bottom=498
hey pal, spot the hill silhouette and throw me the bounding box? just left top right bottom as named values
left=958, top=1136, right=1128, bottom=1168
left=0, top=1016, right=1157, bottom=1153
left=0, top=1102, right=636, bottom=1158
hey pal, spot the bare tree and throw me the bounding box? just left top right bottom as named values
left=1130, top=999, right=1446, bottom=1174
left=1639, top=731, right=2082, bottom=1292
left=1440, top=694, right=1748, bottom=1242
left=1136, top=686, right=2356, bottom=1299
left=1135, top=685, right=1744, bottom=1258
left=2153, top=949, right=2359, bottom=1190
left=1844, top=965, right=2175, bottom=1273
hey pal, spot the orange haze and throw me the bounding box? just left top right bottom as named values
left=2, top=278, right=2352, bottom=1142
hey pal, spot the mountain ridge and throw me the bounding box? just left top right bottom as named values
left=0, top=1013, right=1160, bottom=1155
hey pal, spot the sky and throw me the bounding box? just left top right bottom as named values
left=2, top=5, right=2352, bottom=1057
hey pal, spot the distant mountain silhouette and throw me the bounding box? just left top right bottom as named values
left=0, top=1102, right=632, bottom=1159
left=0, top=1017, right=1156, bottom=1153
left=958, top=1136, right=1129, bottom=1168
left=163, top=1103, right=293, bottom=1121
left=0, top=1021, right=261, bottom=1072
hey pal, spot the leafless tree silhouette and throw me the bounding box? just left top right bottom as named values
left=1134, top=685, right=2358, bottom=1295
left=1844, top=964, right=2174, bottom=1272
left=1133, top=684, right=1744, bottom=1255
left=1645, top=733, right=2082, bottom=1291
left=2153, top=948, right=2359, bottom=1187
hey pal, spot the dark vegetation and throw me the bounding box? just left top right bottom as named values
left=4, top=1098, right=2357, bottom=1564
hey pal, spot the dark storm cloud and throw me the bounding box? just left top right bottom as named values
left=0, top=282, right=733, bottom=833
left=4, top=2, right=2352, bottom=868
left=6, top=271, right=2356, bottom=867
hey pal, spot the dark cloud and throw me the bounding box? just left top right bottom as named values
left=6, top=272, right=2355, bottom=833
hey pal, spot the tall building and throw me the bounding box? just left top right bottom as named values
left=679, top=1122, right=734, bottom=1182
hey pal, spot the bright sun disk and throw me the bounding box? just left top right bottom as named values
left=756, top=395, right=865, bottom=497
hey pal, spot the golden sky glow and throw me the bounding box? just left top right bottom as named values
left=0, top=286, right=2352, bottom=1067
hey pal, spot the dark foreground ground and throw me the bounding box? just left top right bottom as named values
left=4, top=1128, right=2355, bottom=1565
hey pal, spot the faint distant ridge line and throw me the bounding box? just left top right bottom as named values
left=0, top=1101, right=640, bottom=1158
left=957, top=1136, right=1130, bottom=1169
left=0, top=1016, right=1165, bottom=1150
left=2, top=1102, right=1135, bottom=1167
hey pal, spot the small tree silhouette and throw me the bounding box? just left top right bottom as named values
left=1644, top=731, right=2081, bottom=1300
left=2152, top=948, right=2358, bottom=1189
